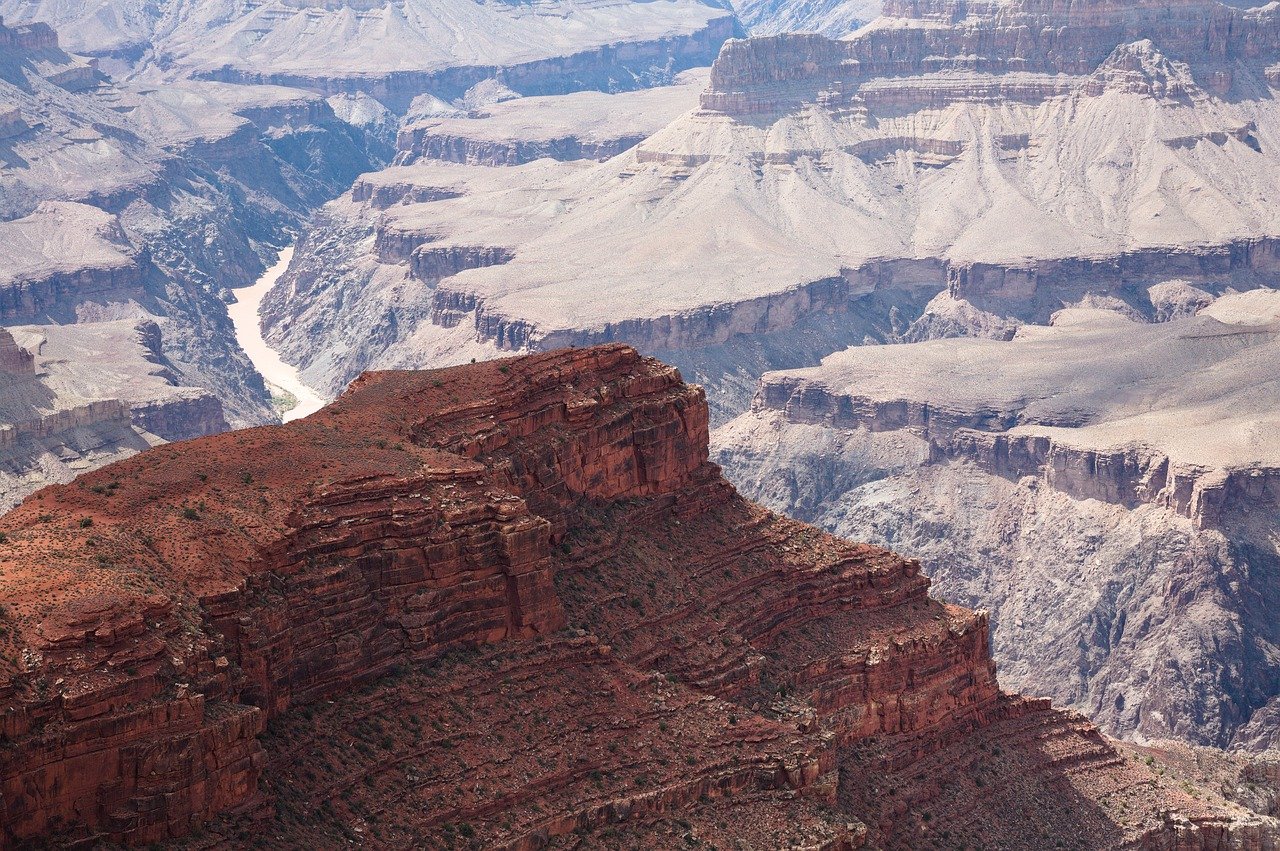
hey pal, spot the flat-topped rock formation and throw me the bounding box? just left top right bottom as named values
left=0, top=202, right=142, bottom=323
left=715, top=291, right=1280, bottom=751
left=265, top=0, right=1280, bottom=425
left=0, top=319, right=227, bottom=511
left=0, top=345, right=1270, bottom=847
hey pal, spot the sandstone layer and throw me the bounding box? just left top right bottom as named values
left=715, top=291, right=1280, bottom=751
left=0, top=345, right=1275, bottom=848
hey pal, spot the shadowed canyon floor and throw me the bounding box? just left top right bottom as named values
left=0, top=346, right=1276, bottom=848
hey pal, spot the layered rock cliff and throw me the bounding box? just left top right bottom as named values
left=394, top=68, right=710, bottom=167
left=0, top=346, right=1275, bottom=848
left=0, top=0, right=735, bottom=109
left=716, top=292, right=1280, bottom=752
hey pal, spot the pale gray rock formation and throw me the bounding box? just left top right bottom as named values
left=0, top=202, right=140, bottom=322
left=714, top=291, right=1280, bottom=751
left=266, top=75, right=909, bottom=422
left=396, top=68, right=711, bottom=166
left=0, top=17, right=381, bottom=429
left=734, top=0, right=880, bottom=37
left=0, top=319, right=226, bottom=511
left=0, top=0, right=735, bottom=108
left=264, top=0, right=1280, bottom=425
left=0, top=0, right=741, bottom=502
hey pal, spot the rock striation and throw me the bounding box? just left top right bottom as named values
left=734, top=0, right=881, bottom=37
left=715, top=291, right=1280, bottom=751
left=394, top=68, right=709, bottom=167
left=0, top=345, right=1276, bottom=848
left=0, top=0, right=734, bottom=109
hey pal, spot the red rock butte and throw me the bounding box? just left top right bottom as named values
left=0, top=344, right=1272, bottom=848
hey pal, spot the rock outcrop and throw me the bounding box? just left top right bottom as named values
left=0, top=319, right=228, bottom=512
left=715, top=291, right=1280, bottom=751
left=0, top=346, right=1275, bottom=848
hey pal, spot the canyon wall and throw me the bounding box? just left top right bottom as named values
left=198, top=19, right=735, bottom=111
left=715, top=296, right=1280, bottom=750
left=264, top=0, right=1280, bottom=434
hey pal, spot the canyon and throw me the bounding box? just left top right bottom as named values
left=2, top=1, right=1280, bottom=845
left=0, top=0, right=736, bottom=500
left=263, top=0, right=1280, bottom=424
left=0, top=13, right=383, bottom=501
left=1, top=345, right=1277, bottom=848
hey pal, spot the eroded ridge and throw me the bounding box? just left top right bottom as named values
left=0, top=345, right=1272, bottom=848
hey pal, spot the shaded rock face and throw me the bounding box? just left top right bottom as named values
left=0, top=346, right=1275, bottom=848
left=0, top=329, right=33, bottom=375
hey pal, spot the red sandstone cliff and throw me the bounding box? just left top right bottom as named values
left=0, top=345, right=1273, bottom=848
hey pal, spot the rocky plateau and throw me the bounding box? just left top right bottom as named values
left=0, top=345, right=1276, bottom=849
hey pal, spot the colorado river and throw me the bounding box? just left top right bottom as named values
left=227, top=247, right=326, bottom=423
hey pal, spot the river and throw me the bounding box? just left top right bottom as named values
left=227, top=247, right=327, bottom=423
